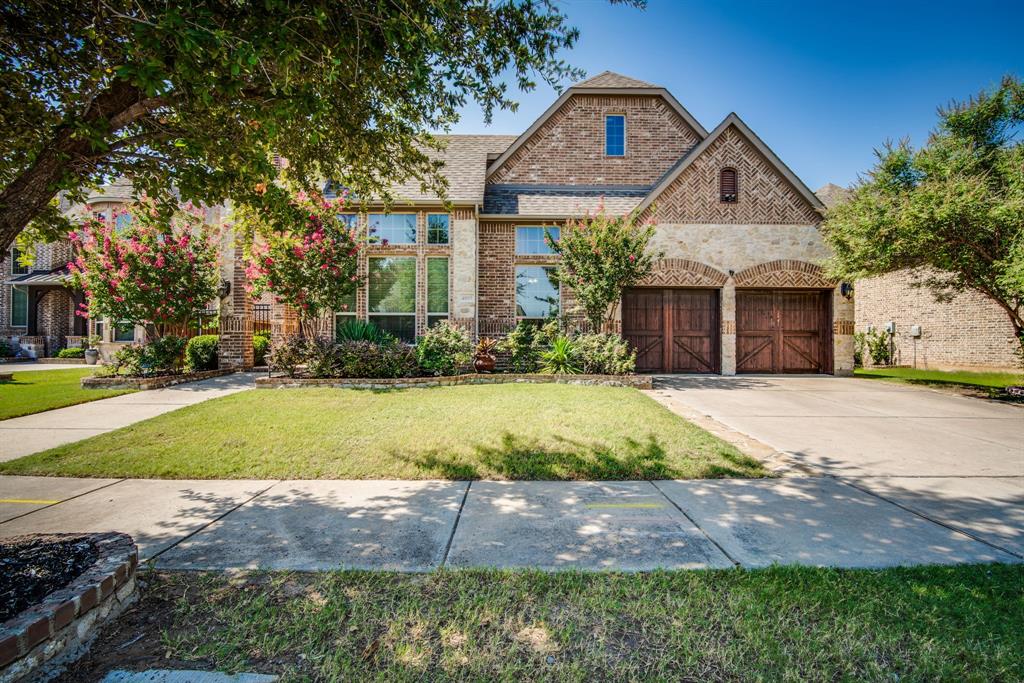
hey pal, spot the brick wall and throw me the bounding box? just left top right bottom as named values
left=489, top=95, right=700, bottom=186
left=856, top=269, right=1019, bottom=370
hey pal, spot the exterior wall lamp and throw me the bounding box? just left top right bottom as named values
left=218, top=279, right=232, bottom=299
left=840, top=282, right=854, bottom=299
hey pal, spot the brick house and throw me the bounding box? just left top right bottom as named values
left=817, top=183, right=1020, bottom=371
left=5, top=71, right=854, bottom=374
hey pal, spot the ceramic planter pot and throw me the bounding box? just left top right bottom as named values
left=474, top=354, right=496, bottom=373
left=85, top=348, right=100, bottom=365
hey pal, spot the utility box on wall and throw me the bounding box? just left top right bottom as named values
left=910, top=325, right=922, bottom=338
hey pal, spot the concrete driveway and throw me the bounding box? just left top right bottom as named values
left=651, top=375, right=1024, bottom=557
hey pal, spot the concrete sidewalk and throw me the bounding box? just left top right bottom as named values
left=0, top=373, right=255, bottom=461
left=0, top=475, right=1017, bottom=571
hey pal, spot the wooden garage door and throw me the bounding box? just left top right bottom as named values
left=622, top=289, right=719, bottom=373
left=736, top=290, right=831, bottom=373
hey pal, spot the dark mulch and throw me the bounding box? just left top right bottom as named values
left=0, top=534, right=98, bottom=622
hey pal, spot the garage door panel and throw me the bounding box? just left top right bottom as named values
left=623, top=288, right=719, bottom=373
left=737, top=290, right=830, bottom=374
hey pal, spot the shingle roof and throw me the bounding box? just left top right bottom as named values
left=4, top=266, right=69, bottom=286
left=386, top=135, right=518, bottom=203
left=573, top=71, right=658, bottom=89
left=483, top=184, right=649, bottom=216
left=85, top=177, right=135, bottom=203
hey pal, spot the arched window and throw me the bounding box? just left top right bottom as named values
left=720, top=168, right=738, bottom=203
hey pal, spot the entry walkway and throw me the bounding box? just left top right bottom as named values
left=0, top=373, right=255, bottom=461
left=0, top=475, right=1017, bottom=571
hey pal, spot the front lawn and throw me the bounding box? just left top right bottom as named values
left=0, top=384, right=765, bottom=480
left=855, top=367, right=1024, bottom=391
left=66, top=565, right=1024, bottom=682
left=0, top=368, right=134, bottom=420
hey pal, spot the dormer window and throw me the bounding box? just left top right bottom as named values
left=720, top=168, right=738, bottom=202
left=605, top=115, right=625, bottom=156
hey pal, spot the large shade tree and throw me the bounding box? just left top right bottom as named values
left=822, top=76, right=1024, bottom=361
left=0, top=0, right=639, bottom=252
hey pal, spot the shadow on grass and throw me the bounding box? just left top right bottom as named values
left=400, top=431, right=762, bottom=481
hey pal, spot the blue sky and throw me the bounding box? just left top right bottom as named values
left=449, top=0, right=1023, bottom=190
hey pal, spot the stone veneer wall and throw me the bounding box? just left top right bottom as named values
left=855, top=269, right=1019, bottom=370
left=489, top=94, right=701, bottom=186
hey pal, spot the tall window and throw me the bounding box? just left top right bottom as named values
left=427, top=258, right=449, bottom=328
left=605, top=114, right=625, bottom=156
left=368, top=213, right=416, bottom=245
left=720, top=168, right=739, bottom=202
left=368, top=257, right=416, bottom=342
left=337, top=213, right=358, bottom=229
left=10, top=248, right=28, bottom=275
left=515, top=226, right=559, bottom=255
left=427, top=214, right=449, bottom=244
left=516, top=266, right=559, bottom=320
left=10, top=286, right=27, bottom=327
left=333, top=288, right=358, bottom=337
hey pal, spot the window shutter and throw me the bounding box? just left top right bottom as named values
left=720, top=169, right=738, bottom=202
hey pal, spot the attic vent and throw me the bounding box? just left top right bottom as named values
left=720, top=168, right=738, bottom=203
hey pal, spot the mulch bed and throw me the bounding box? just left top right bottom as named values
left=0, top=534, right=98, bottom=622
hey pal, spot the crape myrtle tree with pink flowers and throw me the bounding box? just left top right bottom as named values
left=547, top=208, right=661, bottom=331
left=67, top=199, right=221, bottom=340
left=235, top=188, right=364, bottom=339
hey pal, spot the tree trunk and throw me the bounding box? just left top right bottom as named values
left=0, top=80, right=147, bottom=253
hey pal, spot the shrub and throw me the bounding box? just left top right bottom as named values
left=268, top=335, right=306, bottom=378
left=253, top=333, right=270, bottom=366
left=336, top=340, right=418, bottom=378
left=497, top=319, right=560, bottom=373
left=864, top=329, right=892, bottom=366
left=416, top=321, right=472, bottom=376
left=0, top=340, right=13, bottom=357
left=335, top=319, right=393, bottom=344
left=56, top=347, right=85, bottom=359
left=106, top=335, right=187, bottom=376
left=853, top=332, right=866, bottom=367
left=304, top=337, right=340, bottom=378
left=540, top=336, right=581, bottom=374
left=184, top=335, right=219, bottom=371
left=571, top=333, right=635, bottom=374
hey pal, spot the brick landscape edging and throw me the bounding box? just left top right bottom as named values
left=81, top=368, right=234, bottom=390
left=256, top=373, right=653, bottom=390
left=0, top=532, right=138, bottom=683
left=39, top=358, right=86, bottom=365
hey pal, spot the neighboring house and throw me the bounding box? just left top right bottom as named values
left=817, top=183, right=1020, bottom=371
left=219, top=71, right=853, bottom=374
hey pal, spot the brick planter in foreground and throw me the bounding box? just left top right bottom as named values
left=0, top=532, right=138, bottom=683
left=256, top=373, right=652, bottom=390
left=81, top=368, right=235, bottom=390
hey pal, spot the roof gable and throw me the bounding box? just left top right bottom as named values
left=486, top=76, right=708, bottom=180
left=635, top=113, right=824, bottom=223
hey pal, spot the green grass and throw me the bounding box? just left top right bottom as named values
left=855, top=367, right=1024, bottom=391
left=0, top=384, right=765, bottom=480
left=144, top=565, right=1024, bottom=682
left=0, top=368, right=133, bottom=420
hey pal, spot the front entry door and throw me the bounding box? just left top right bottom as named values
left=736, top=290, right=831, bottom=373
left=622, top=288, right=720, bottom=373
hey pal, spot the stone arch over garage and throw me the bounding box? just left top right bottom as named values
left=637, top=258, right=729, bottom=288
left=733, top=259, right=834, bottom=289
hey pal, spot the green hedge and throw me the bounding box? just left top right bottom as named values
left=56, top=347, right=85, bottom=359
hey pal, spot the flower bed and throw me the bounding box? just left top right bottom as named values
left=0, top=532, right=138, bottom=683
left=256, top=372, right=652, bottom=390
left=81, top=368, right=234, bottom=390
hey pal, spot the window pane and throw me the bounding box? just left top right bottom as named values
left=368, top=257, right=415, bottom=313
left=335, top=287, right=357, bottom=315
left=515, top=226, right=559, bottom=255
left=516, top=266, right=559, bottom=318
left=114, top=322, right=135, bottom=342
left=337, top=213, right=358, bottom=229
left=114, top=213, right=132, bottom=232
left=368, top=213, right=417, bottom=245
left=11, top=286, right=27, bottom=326
left=334, top=312, right=357, bottom=338
left=428, top=314, right=448, bottom=329
left=427, top=258, right=448, bottom=313
left=11, top=248, right=28, bottom=275
left=605, top=115, right=625, bottom=156
left=373, top=315, right=416, bottom=343
left=427, top=214, right=449, bottom=244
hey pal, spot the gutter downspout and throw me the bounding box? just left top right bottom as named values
left=474, top=202, right=480, bottom=341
